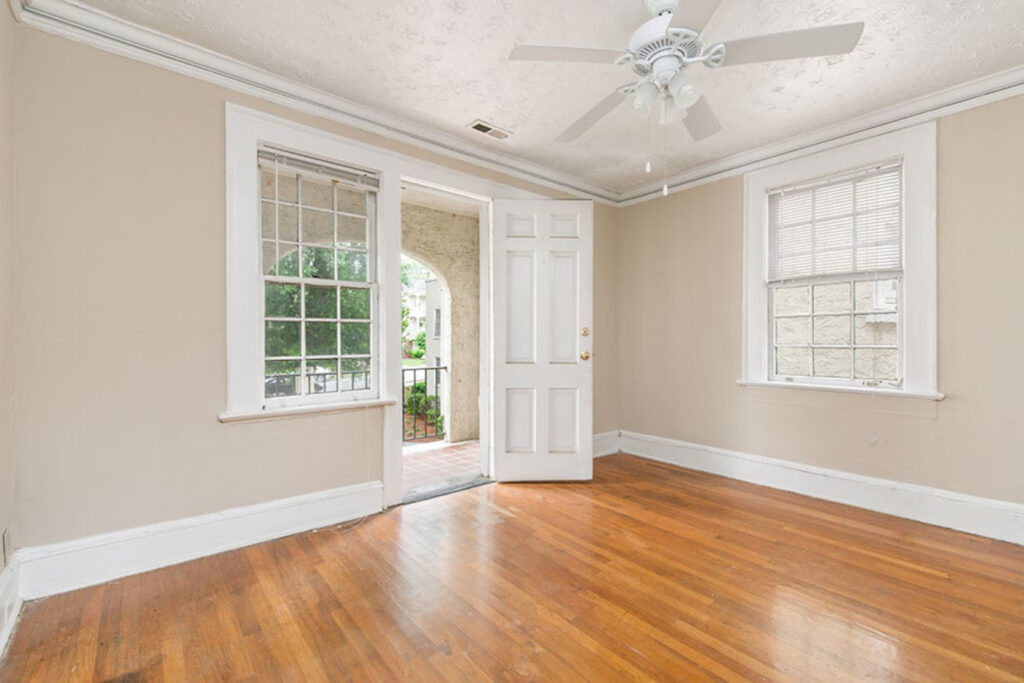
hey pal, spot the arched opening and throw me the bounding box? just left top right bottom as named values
left=400, top=254, right=450, bottom=442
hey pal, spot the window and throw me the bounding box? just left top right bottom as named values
left=259, top=149, right=379, bottom=406
left=768, top=162, right=902, bottom=387
left=433, top=308, right=442, bottom=338
left=742, top=123, right=939, bottom=398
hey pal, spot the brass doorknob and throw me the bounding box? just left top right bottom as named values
left=580, top=351, right=591, bottom=361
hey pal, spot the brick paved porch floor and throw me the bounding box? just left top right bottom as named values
left=402, top=440, right=483, bottom=501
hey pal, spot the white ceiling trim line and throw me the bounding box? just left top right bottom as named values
left=12, top=0, right=621, bottom=204
left=10, top=0, right=1024, bottom=208
left=618, top=64, right=1024, bottom=206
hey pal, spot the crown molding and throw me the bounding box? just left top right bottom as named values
left=14, top=0, right=622, bottom=204
left=11, top=0, right=1024, bottom=209
left=617, top=63, right=1024, bottom=205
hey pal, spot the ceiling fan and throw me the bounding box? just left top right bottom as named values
left=510, top=0, right=864, bottom=143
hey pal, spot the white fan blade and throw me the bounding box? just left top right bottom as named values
left=668, top=0, right=722, bottom=32
left=720, top=22, right=864, bottom=66
left=509, top=45, right=623, bottom=64
left=556, top=89, right=628, bottom=142
left=683, top=96, right=722, bottom=141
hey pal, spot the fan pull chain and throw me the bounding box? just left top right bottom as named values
left=662, top=97, right=669, bottom=197
left=645, top=103, right=653, bottom=175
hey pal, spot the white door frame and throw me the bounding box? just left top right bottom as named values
left=386, top=178, right=542, bottom=507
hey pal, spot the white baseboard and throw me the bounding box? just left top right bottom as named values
left=0, top=558, right=22, bottom=659
left=613, top=431, right=1024, bottom=546
left=17, top=481, right=384, bottom=600
left=593, top=431, right=621, bottom=458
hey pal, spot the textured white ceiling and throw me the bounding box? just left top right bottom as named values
left=72, top=0, right=1024, bottom=194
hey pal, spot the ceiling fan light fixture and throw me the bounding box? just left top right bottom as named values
left=629, top=80, right=660, bottom=118
left=668, top=71, right=703, bottom=110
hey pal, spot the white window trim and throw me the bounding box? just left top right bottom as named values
left=223, top=105, right=404, bottom=420
left=741, top=122, right=942, bottom=400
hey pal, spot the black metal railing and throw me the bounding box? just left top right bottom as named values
left=403, top=365, right=446, bottom=441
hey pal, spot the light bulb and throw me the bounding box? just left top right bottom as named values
left=629, top=81, right=659, bottom=118
left=645, top=160, right=652, bottom=174
left=668, top=72, right=702, bottom=110
left=662, top=184, right=669, bottom=197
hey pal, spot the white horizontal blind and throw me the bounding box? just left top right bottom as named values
left=768, top=161, right=902, bottom=282
left=257, top=147, right=379, bottom=191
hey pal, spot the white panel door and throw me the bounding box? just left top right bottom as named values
left=492, top=200, right=593, bottom=481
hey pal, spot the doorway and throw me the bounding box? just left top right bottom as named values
left=400, top=183, right=489, bottom=502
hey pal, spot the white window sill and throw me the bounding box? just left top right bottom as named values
left=219, top=398, right=397, bottom=424
left=737, top=380, right=944, bottom=401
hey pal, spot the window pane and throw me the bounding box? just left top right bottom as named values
left=262, top=240, right=277, bottom=276
left=306, top=359, right=338, bottom=394
left=278, top=173, right=298, bottom=203
left=261, top=201, right=275, bottom=239
left=775, top=317, right=809, bottom=345
left=855, top=349, right=899, bottom=381
left=776, top=347, right=809, bottom=376
left=265, top=360, right=300, bottom=398
left=279, top=205, right=298, bottom=242
left=277, top=245, right=299, bottom=277
left=301, top=209, right=333, bottom=246
left=265, top=283, right=300, bottom=318
left=341, top=323, right=371, bottom=355
left=338, top=250, right=368, bottom=282
left=855, top=279, right=898, bottom=312
left=813, top=315, right=851, bottom=345
left=813, top=348, right=852, bottom=378
left=260, top=169, right=276, bottom=199
left=305, top=322, right=338, bottom=356
left=302, top=176, right=334, bottom=210
left=302, top=247, right=334, bottom=280
left=340, top=287, right=370, bottom=319
left=813, top=282, right=850, bottom=313
left=855, top=313, right=898, bottom=346
left=337, top=215, right=367, bottom=248
left=265, top=321, right=300, bottom=357
left=305, top=285, right=337, bottom=319
left=341, top=358, right=371, bottom=390
left=773, top=286, right=809, bottom=316
left=336, top=187, right=366, bottom=216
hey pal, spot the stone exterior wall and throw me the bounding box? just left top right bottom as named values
left=401, top=203, right=479, bottom=442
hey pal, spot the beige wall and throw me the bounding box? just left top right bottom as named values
left=401, top=203, right=480, bottom=442
left=0, top=5, right=16, bottom=549
left=616, top=95, right=1024, bottom=505
left=10, top=28, right=620, bottom=546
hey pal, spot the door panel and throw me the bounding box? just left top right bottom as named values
left=492, top=199, right=593, bottom=482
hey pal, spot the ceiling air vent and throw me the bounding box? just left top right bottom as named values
left=467, top=119, right=512, bottom=140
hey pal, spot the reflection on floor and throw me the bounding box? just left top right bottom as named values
left=402, top=439, right=484, bottom=502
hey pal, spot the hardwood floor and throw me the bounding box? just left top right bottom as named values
left=3, top=454, right=1023, bottom=681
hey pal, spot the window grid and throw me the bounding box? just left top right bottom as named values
left=769, top=274, right=902, bottom=386
left=260, top=157, right=377, bottom=403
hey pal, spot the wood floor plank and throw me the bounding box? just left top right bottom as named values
left=2, top=454, right=1022, bottom=681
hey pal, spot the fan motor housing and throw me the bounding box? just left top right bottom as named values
left=629, top=14, right=703, bottom=81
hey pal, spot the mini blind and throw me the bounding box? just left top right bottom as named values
left=767, top=161, right=902, bottom=282
left=257, top=147, right=379, bottom=192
